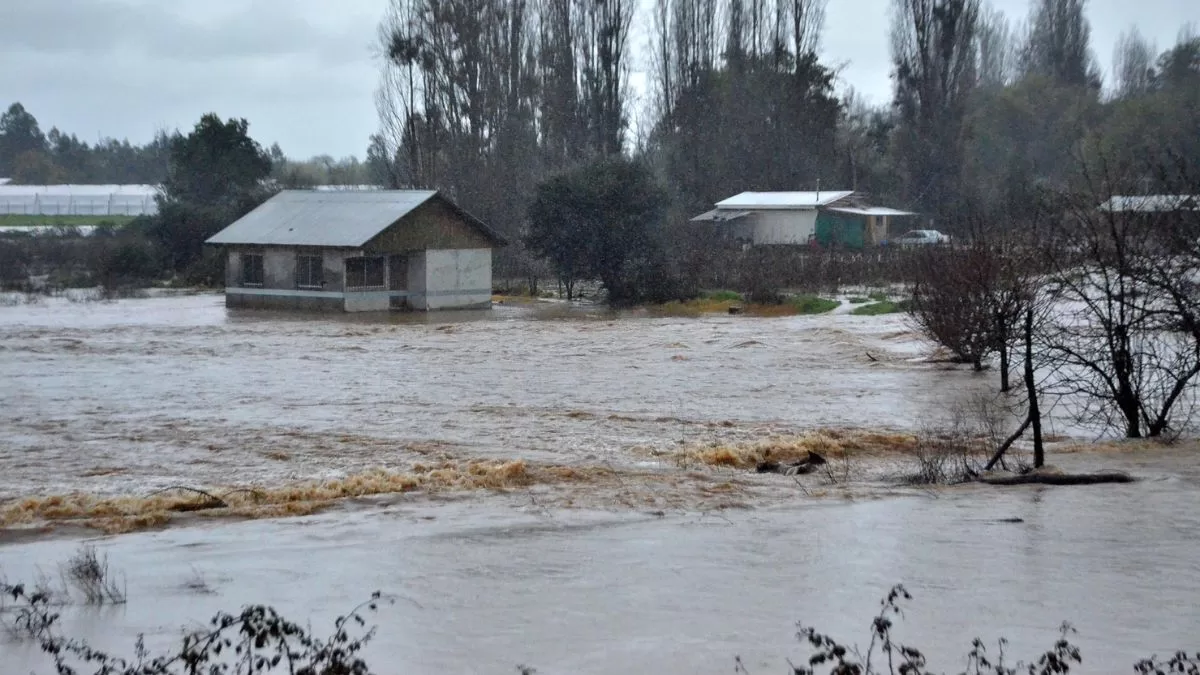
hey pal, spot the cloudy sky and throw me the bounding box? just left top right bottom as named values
left=2, top=0, right=1197, bottom=159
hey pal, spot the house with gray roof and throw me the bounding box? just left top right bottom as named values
left=692, top=190, right=916, bottom=247
left=205, top=190, right=506, bottom=312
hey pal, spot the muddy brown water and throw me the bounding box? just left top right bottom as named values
left=1, top=293, right=990, bottom=500
left=2, top=294, right=1198, bottom=674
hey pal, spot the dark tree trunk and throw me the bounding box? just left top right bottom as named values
left=1024, top=308, right=1044, bottom=468
left=1118, top=391, right=1141, bottom=438
left=999, top=340, right=1010, bottom=392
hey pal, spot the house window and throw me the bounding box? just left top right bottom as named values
left=297, top=254, right=324, bottom=289
left=241, top=253, right=264, bottom=286
left=345, top=256, right=386, bottom=290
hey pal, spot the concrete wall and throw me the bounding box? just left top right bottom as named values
left=407, top=249, right=492, bottom=310
left=321, top=249, right=346, bottom=292
left=407, top=251, right=428, bottom=309
left=225, top=250, right=242, bottom=287
left=225, top=291, right=344, bottom=312
left=751, top=210, right=818, bottom=245
left=344, top=291, right=393, bottom=312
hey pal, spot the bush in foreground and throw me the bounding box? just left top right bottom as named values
left=3, top=577, right=1197, bottom=674
left=2, top=580, right=380, bottom=675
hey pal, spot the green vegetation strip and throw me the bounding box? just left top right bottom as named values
left=0, top=214, right=136, bottom=227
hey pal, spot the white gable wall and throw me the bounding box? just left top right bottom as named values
left=407, top=249, right=492, bottom=310
left=750, top=210, right=818, bottom=245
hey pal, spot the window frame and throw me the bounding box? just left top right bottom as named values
left=240, top=252, right=264, bottom=287
left=296, top=253, right=324, bottom=289
left=345, top=256, right=387, bottom=291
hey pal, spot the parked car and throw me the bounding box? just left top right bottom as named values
left=889, top=229, right=951, bottom=246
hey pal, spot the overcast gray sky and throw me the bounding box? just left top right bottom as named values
left=2, top=0, right=1197, bottom=159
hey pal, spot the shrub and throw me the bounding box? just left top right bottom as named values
left=0, top=578, right=382, bottom=675
left=793, top=585, right=1085, bottom=675
left=847, top=296, right=870, bottom=304
left=868, top=290, right=888, bottom=302
left=62, top=545, right=126, bottom=605
left=789, top=295, right=840, bottom=314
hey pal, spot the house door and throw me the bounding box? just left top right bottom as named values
left=388, top=255, right=408, bottom=291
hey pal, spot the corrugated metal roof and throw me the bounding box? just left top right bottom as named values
left=716, top=191, right=854, bottom=209
left=1099, top=195, right=1200, bottom=213
left=207, top=190, right=441, bottom=247
left=827, top=206, right=917, bottom=217
left=691, top=209, right=752, bottom=222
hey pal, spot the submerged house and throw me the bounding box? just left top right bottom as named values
left=691, top=191, right=916, bottom=247
left=205, top=190, right=506, bottom=312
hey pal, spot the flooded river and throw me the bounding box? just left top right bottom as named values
left=1, top=293, right=988, bottom=500
left=4, top=453, right=1200, bottom=674
left=2, top=294, right=1198, bottom=673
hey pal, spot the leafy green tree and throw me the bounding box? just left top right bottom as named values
left=160, top=114, right=272, bottom=208
left=0, top=103, right=48, bottom=177
left=10, top=149, right=63, bottom=184
left=527, top=158, right=675, bottom=305
left=152, top=114, right=274, bottom=273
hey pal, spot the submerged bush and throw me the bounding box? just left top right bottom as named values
left=789, top=295, right=840, bottom=314
left=851, top=300, right=911, bottom=316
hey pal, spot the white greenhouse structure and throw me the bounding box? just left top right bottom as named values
left=0, top=184, right=160, bottom=217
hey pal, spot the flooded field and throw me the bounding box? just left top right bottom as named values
left=2, top=293, right=1198, bottom=674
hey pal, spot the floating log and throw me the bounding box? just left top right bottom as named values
left=979, top=471, right=1134, bottom=486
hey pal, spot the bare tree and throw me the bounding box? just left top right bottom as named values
left=1112, top=25, right=1157, bottom=99
left=1019, top=0, right=1098, bottom=87
left=790, top=0, right=827, bottom=56
left=538, top=0, right=584, bottom=169
left=1036, top=155, right=1200, bottom=438
left=891, top=0, right=981, bottom=217
left=577, top=0, right=635, bottom=156
left=908, top=240, right=1032, bottom=391
left=977, top=3, right=1015, bottom=87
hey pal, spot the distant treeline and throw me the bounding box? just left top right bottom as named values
left=0, top=103, right=375, bottom=188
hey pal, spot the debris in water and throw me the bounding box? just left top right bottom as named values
left=755, top=451, right=828, bottom=475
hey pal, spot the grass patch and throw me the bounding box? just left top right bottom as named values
left=867, top=290, right=889, bottom=302
left=700, top=289, right=744, bottom=302
left=650, top=293, right=836, bottom=318
left=0, top=214, right=136, bottom=228
left=656, top=300, right=705, bottom=317
left=788, top=295, right=840, bottom=314
left=847, top=296, right=870, bottom=304
left=850, top=300, right=910, bottom=316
